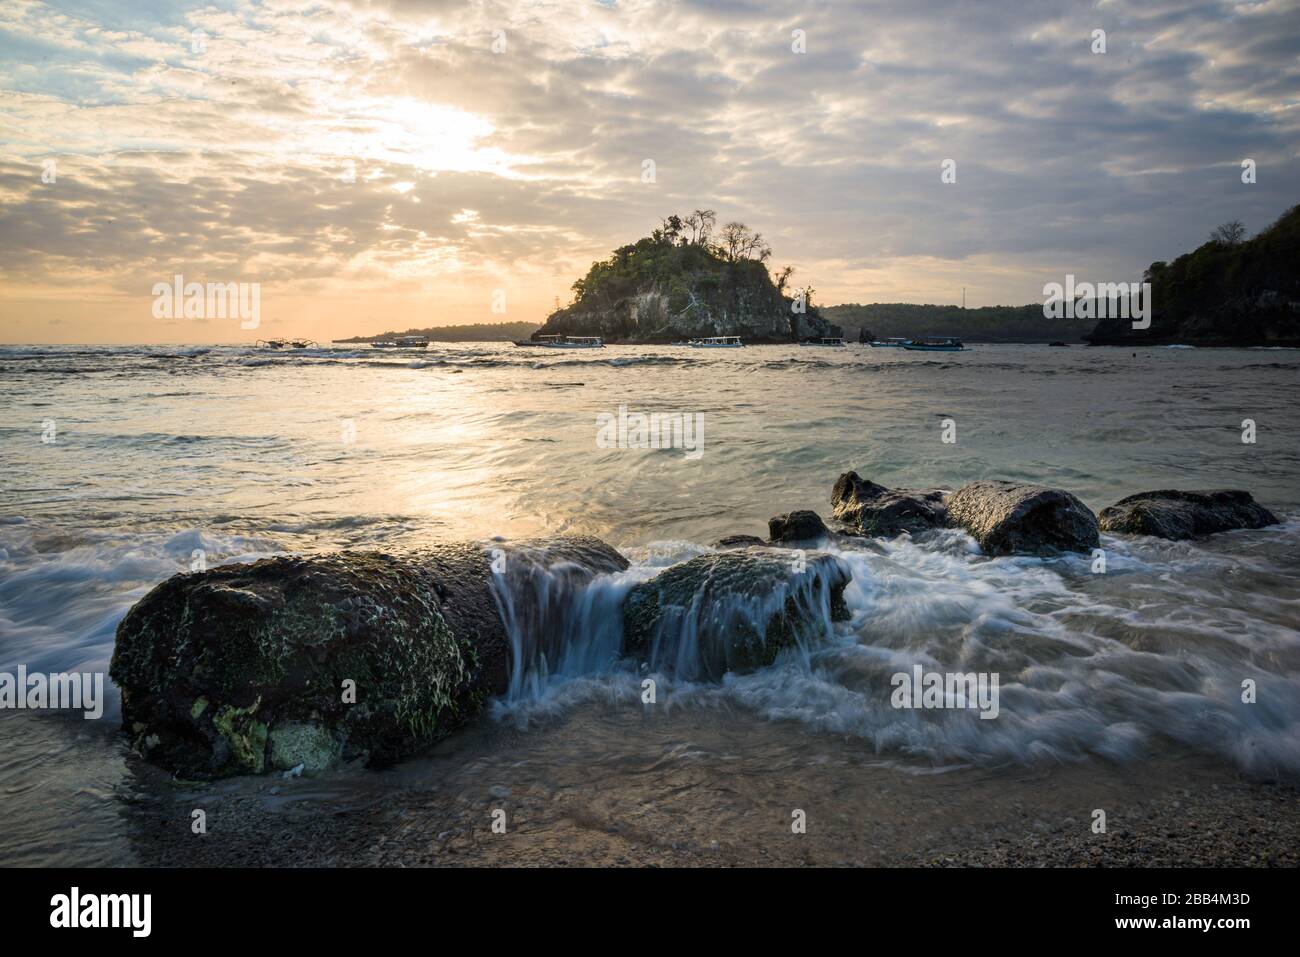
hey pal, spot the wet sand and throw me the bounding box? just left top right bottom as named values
left=78, top=703, right=1300, bottom=868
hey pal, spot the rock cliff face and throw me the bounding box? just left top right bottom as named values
left=531, top=228, right=841, bottom=343
left=1086, top=203, right=1300, bottom=346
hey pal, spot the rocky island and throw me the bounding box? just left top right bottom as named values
left=528, top=210, right=842, bottom=343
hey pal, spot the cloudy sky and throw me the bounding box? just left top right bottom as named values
left=1, top=0, right=1297, bottom=343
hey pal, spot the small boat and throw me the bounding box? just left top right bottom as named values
left=521, top=335, right=604, bottom=349
left=372, top=336, right=430, bottom=349
left=688, top=336, right=744, bottom=348
left=868, top=338, right=911, bottom=348
left=799, top=337, right=846, bottom=347
left=902, top=336, right=964, bottom=352
left=257, top=338, right=318, bottom=349
left=513, top=335, right=604, bottom=348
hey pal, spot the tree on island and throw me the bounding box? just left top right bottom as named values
left=716, top=221, right=772, bottom=263
left=1209, top=219, right=1247, bottom=246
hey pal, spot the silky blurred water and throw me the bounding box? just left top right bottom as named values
left=1, top=341, right=1298, bottom=864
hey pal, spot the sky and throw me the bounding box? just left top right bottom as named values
left=0, top=0, right=1297, bottom=344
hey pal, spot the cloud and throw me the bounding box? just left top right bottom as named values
left=1, top=0, right=1297, bottom=341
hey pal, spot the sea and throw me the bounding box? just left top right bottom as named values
left=1, top=341, right=1297, bottom=865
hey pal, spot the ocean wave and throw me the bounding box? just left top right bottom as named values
left=494, top=529, right=1300, bottom=778
left=0, top=522, right=283, bottom=721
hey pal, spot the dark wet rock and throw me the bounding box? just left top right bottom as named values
left=110, top=537, right=627, bottom=778
left=712, top=534, right=768, bottom=550
left=767, top=510, right=831, bottom=544
left=621, top=548, right=851, bottom=680
left=830, top=471, right=949, bottom=537
left=945, top=480, right=1100, bottom=555
left=1098, top=490, right=1279, bottom=540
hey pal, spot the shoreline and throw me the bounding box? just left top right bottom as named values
left=70, top=705, right=1300, bottom=868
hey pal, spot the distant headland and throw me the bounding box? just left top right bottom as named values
left=1085, top=202, right=1300, bottom=347
left=333, top=321, right=538, bottom=344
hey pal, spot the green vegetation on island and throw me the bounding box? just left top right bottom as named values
left=1086, top=203, right=1300, bottom=346
left=532, top=210, right=841, bottom=342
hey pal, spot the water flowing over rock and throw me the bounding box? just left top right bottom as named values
left=768, top=510, right=831, bottom=544
left=110, top=538, right=627, bottom=778
left=621, top=548, right=851, bottom=681
left=484, top=538, right=632, bottom=700
left=945, top=480, right=1100, bottom=555
left=1098, top=490, right=1279, bottom=540
left=830, top=471, right=950, bottom=537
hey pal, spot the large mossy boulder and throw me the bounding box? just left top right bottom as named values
left=621, top=548, right=851, bottom=681
left=1098, top=489, right=1279, bottom=539
left=110, top=538, right=627, bottom=778
left=945, top=480, right=1100, bottom=555
left=830, top=471, right=949, bottom=537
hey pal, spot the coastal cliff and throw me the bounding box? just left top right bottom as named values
left=531, top=213, right=841, bottom=343
left=1086, top=203, right=1300, bottom=346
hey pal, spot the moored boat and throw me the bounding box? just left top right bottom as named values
left=799, top=337, right=846, bottom=347
left=257, top=338, right=318, bottom=349
left=515, top=335, right=604, bottom=349
left=372, top=336, right=429, bottom=349
left=868, top=338, right=911, bottom=348
left=902, top=336, right=964, bottom=352
left=688, top=336, right=744, bottom=348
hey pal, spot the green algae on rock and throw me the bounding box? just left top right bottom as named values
left=110, top=538, right=628, bottom=779
left=111, top=551, right=475, bottom=778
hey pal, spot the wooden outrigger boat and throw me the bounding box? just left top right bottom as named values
left=513, top=334, right=604, bottom=349
left=371, top=336, right=430, bottom=349
left=256, top=338, right=319, bottom=349
left=687, top=336, right=744, bottom=348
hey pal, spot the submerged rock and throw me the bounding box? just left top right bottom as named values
left=768, top=510, right=831, bottom=544
left=621, top=548, right=851, bottom=681
left=945, top=480, right=1100, bottom=555
left=110, top=537, right=627, bottom=778
left=830, top=471, right=949, bottom=537
left=1098, top=489, right=1279, bottom=539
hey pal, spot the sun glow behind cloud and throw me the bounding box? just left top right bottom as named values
left=314, top=96, right=522, bottom=176
left=0, top=0, right=1297, bottom=343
